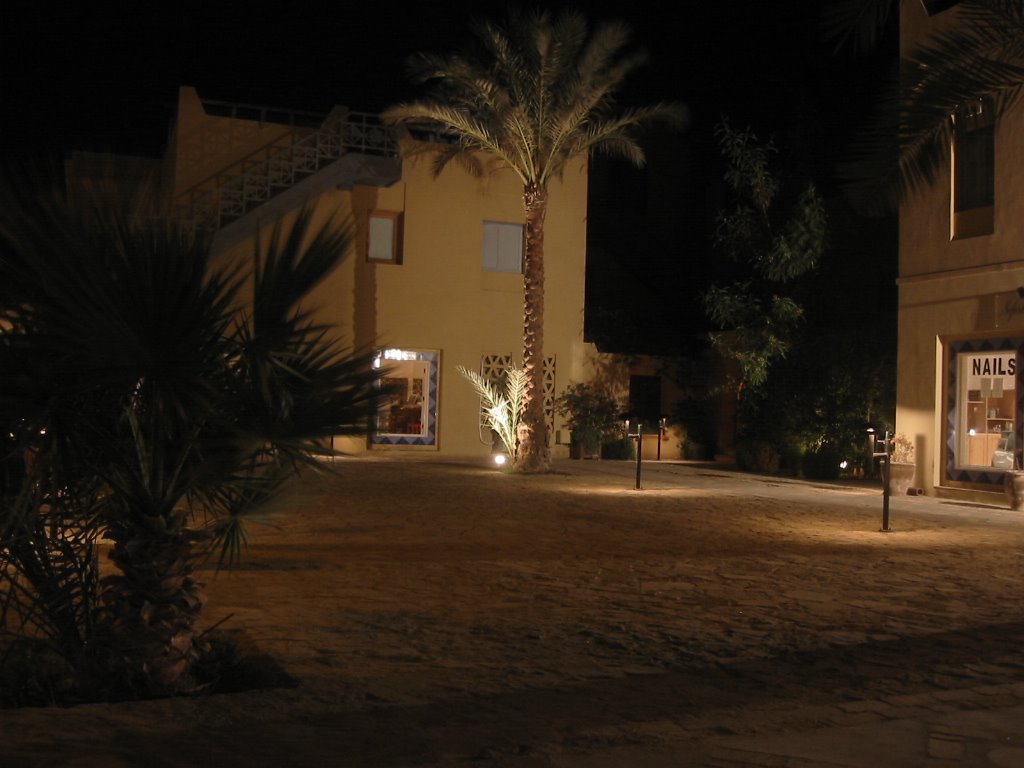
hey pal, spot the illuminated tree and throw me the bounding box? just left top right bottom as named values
left=703, top=120, right=827, bottom=414
left=384, top=8, right=686, bottom=472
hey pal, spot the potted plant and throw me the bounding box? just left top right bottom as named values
left=554, top=382, right=620, bottom=459
left=886, top=433, right=917, bottom=496
left=997, top=432, right=1023, bottom=511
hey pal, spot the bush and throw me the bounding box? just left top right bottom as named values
left=601, top=437, right=635, bottom=460
left=802, top=445, right=843, bottom=480
left=683, top=440, right=711, bottom=460
left=735, top=439, right=780, bottom=474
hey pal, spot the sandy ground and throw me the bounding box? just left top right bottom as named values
left=3, top=456, right=1024, bottom=767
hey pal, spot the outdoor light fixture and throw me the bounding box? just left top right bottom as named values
left=866, top=422, right=893, bottom=532
left=621, top=412, right=643, bottom=490
left=493, top=453, right=508, bottom=467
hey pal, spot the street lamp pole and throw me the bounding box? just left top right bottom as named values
left=869, top=425, right=893, bottom=532
left=623, top=414, right=643, bottom=490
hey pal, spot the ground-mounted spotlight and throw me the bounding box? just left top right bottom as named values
left=492, top=453, right=508, bottom=468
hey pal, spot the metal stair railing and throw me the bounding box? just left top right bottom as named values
left=173, top=110, right=399, bottom=236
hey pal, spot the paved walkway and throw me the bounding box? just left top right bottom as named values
left=4, top=456, right=1023, bottom=768
left=549, top=458, right=1024, bottom=768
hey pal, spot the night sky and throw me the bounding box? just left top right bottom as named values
left=1, top=0, right=897, bottom=352
left=2, top=1, right=889, bottom=155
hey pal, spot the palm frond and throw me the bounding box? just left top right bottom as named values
left=821, top=0, right=895, bottom=54
left=837, top=0, right=1023, bottom=208
left=457, top=365, right=525, bottom=458
left=384, top=8, right=687, bottom=187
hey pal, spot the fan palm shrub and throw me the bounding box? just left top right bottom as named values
left=0, top=172, right=377, bottom=699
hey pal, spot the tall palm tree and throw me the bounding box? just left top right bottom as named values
left=383, top=9, right=687, bottom=473
left=1, top=171, right=378, bottom=697
left=826, top=0, right=1024, bottom=205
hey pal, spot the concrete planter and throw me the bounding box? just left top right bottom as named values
left=1005, top=471, right=1024, bottom=511
left=885, top=461, right=917, bottom=496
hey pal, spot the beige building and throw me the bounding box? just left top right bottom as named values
left=896, top=3, right=1024, bottom=501
left=163, top=86, right=597, bottom=459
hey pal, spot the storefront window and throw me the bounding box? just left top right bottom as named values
left=371, top=348, right=439, bottom=446
left=950, top=344, right=1019, bottom=476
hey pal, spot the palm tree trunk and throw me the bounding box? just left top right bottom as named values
left=99, top=509, right=208, bottom=694
left=516, top=183, right=551, bottom=473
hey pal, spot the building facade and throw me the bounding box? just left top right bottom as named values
left=165, top=86, right=595, bottom=459
left=896, top=3, right=1024, bottom=501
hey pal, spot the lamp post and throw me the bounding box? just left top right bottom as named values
left=867, top=423, right=893, bottom=532
left=622, top=413, right=643, bottom=490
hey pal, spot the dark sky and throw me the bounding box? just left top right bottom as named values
left=1, top=0, right=888, bottom=160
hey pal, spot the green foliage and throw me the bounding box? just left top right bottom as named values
left=554, top=382, right=621, bottom=450
left=802, top=444, right=844, bottom=480
left=457, top=365, right=526, bottom=460
left=601, top=437, right=636, bottom=461
left=735, top=439, right=781, bottom=475
left=672, top=394, right=716, bottom=459
left=0, top=173, right=378, bottom=700
left=383, top=8, right=688, bottom=188
left=703, top=119, right=827, bottom=400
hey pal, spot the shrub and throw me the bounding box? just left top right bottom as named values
left=891, top=433, right=915, bottom=463
left=554, top=382, right=621, bottom=451
left=601, top=437, right=635, bottom=460
left=735, top=439, right=781, bottom=474
left=802, top=445, right=843, bottom=480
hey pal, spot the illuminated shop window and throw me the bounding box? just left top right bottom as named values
left=950, top=348, right=1015, bottom=475
left=482, top=221, right=524, bottom=273
left=371, top=348, right=438, bottom=446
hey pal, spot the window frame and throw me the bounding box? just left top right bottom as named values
left=950, top=100, right=995, bottom=240
left=482, top=220, right=525, bottom=274
left=370, top=348, right=440, bottom=447
left=942, top=336, right=1023, bottom=488
left=367, top=210, right=403, bottom=264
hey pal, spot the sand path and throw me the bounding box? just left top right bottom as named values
left=3, top=457, right=1023, bottom=766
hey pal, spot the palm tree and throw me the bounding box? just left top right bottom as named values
left=383, top=9, right=687, bottom=473
left=0, top=171, right=378, bottom=698
left=826, top=0, right=1024, bottom=205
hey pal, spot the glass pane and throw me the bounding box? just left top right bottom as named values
left=956, top=351, right=1017, bottom=469
left=482, top=221, right=523, bottom=273
left=368, top=214, right=396, bottom=262
left=371, top=348, right=439, bottom=446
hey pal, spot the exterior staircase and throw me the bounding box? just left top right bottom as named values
left=172, top=105, right=402, bottom=252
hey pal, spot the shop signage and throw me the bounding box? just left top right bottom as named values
left=971, top=356, right=1016, bottom=377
